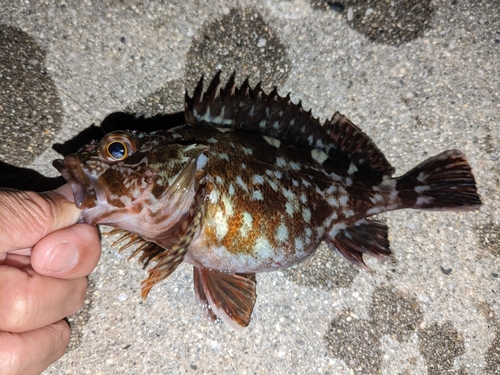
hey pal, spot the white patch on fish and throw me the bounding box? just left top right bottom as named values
left=263, top=135, right=281, bottom=148
left=275, top=223, right=288, bottom=242
left=240, top=212, right=253, bottom=237
left=311, top=149, right=329, bottom=164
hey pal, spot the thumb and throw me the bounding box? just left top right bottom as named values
left=0, top=185, right=81, bottom=253
left=31, top=223, right=101, bottom=278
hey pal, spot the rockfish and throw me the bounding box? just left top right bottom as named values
left=53, top=72, right=481, bottom=329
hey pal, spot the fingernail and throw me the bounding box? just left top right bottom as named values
left=44, top=242, right=79, bottom=273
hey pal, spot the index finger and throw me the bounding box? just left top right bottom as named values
left=0, top=185, right=81, bottom=253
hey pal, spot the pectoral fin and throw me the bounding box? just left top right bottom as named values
left=140, top=204, right=204, bottom=299
left=326, top=219, right=391, bottom=269
left=106, top=185, right=205, bottom=299
left=193, top=267, right=257, bottom=329
left=107, top=228, right=165, bottom=266
left=106, top=218, right=198, bottom=299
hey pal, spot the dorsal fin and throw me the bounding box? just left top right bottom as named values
left=185, top=72, right=394, bottom=179
left=323, top=113, right=395, bottom=176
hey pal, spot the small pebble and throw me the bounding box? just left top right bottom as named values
left=440, top=266, right=452, bottom=275
left=347, top=6, right=354, bottom=21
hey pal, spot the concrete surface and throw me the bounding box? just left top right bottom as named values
left=0, top=0, right=499, bottom=374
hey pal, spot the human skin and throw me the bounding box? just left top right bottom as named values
left=0, top=185, right=101, bottom=375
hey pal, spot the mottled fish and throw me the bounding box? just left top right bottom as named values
left=53, top=72, right=481, bottom=329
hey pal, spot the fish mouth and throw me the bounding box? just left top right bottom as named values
left=52, top=158, right=97, bottom=209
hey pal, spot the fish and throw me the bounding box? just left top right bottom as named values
left=53, top=72, right=482, bottom=329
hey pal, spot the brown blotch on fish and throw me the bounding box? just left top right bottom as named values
left=53, top=72, right=482, bottom=329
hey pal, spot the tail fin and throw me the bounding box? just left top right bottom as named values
left=396, top=150, right=481, bottom=211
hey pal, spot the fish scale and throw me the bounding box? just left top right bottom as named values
left=53, top=72, right=481, bottom=329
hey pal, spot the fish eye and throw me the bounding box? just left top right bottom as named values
left=107, top=141, right=127, bottom=160
left=99, top=131, right=137, bottom=163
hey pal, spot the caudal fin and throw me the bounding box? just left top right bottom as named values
left=396, top=150, right=481, bottom=211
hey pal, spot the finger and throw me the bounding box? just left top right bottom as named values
left=0, top=254, right=31, bottom=268
left=0, top=185, right=81, bottom=253
left=0, top=266, right=87, bottom=333
left=2, top=248, right=32, bottom=256
left=31, top=224, right=101, bottom=278
left=52, top=184, right=76, bottom=203
left=0, top=320, right=70, bottom=375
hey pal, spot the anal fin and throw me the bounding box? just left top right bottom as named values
left=326, top=219, right=391, bottom=269
left=193, top=267, right=257, bottom=329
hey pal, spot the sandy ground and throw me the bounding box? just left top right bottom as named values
left=0, top=0, right=499, bottom=374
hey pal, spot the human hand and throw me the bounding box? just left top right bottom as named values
left=0, top=185, right=101, bottom=375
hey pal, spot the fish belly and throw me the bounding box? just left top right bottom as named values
left=183, top=179, right=331, bottom=273
left=184, top=228, right=321, bottom=273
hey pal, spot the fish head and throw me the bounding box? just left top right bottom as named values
left=53, top=129, right=207, bottom=230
